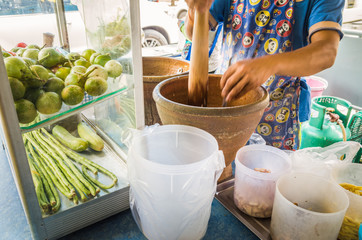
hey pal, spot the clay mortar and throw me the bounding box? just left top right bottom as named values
left=153, top=74, right=269, bottom=182
left=143, top=56, right=190, bottom=126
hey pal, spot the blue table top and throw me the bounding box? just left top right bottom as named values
left=0, top=140, right=258, bottom=240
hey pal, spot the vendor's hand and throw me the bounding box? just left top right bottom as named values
left=185, top=0, right=213, bottom=13
left=220, top=57, right=275, bottom=102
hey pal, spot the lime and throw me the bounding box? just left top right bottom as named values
left=67, top=52, right=81, bottom=62
left=86, top=65, right=108, bottom=80
left=55, top=67, right=71, bottom=80
left=64, top=73, right=85, bottom=88
left=63, top=61, right=72, bottom=68
left=81, top=49, right=97, bottom=62
left=4, top=56, right=33, bottom=80
left=89, top=53, right=101, bottom=64
left=9, top=77, right=26, bottom=100
left=26, top=44, right=41, bottom=50
left=10, top=47, right=21, bottom=53
left=16, top=48, right=26, bottom=57
left=22, top=49, right=39, bottom=60
left=84, top=77, right=108, bottom=96
left=38, top=47, right=67, bottom=68
left=24, top=88, right=45, bottom=104
left=22, top=57, right=36, bottom=67
left=74, top=58, right=91, bottom=68
left=93, top=54, right=111, bottom=67
left=35, top=92, right=62, bottom=114
left=71, top=65, right=87, bottom=75
left=48, top=72, right=56, bottom=78
left=61, top=85, right=85, bottom=105
left=29, top=65, right=49, bottom=87
left=15, top=99, right=37, bottom=124
left=104, top=60, right=123, bottom=78
left=44, top=77, right=65, bottom=95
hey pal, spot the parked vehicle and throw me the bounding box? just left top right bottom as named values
left=0, top=0, right=85, bottom=52
left=0, top=0, right=180, bottom=52
left=140, top=0, right=179, bottom=47
left=166, top=1, right=188, bottom=20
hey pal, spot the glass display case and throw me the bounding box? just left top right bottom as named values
left=0, top=0, right=143, bottom=239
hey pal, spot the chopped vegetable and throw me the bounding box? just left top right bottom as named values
left=254, top=168, right=271, bottom=173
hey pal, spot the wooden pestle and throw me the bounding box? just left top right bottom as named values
left=188, top=10, right=209, bottom=107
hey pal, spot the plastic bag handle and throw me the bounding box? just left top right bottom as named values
left=214, top=150, right=226, bottom=182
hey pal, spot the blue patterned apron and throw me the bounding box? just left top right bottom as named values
left=218, top=0, right=300, bottom=150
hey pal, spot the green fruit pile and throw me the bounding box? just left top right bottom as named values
left=2, top=44, right=123, bottom=124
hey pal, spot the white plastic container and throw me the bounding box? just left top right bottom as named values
left=234, top=145, right=291, bottom=218
left=270, top=172, right=349, bottom=240
left=331, top=163, right=362, bottom=240
left=127, top=125, right=225, bottom=240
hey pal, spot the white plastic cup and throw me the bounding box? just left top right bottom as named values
left=234, top=145, right=291, bottom=218
left=127, top=125, right=225, bottom=240
left=270, top=172, right=349, bottom=240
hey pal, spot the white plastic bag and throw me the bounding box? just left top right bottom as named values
left=247, top=133, right=266, bottom=145
left=291, top=141, right=361, bottom=178
left=127, top=124, right=225, bottom=240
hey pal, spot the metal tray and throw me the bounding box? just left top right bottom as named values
left=24, top=114, right=130, bottom=239
left=215, top=178, right=271, bottom=240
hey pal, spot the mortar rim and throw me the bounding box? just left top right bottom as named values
left=142, top=56, right=190, bottom=82
left=153, top=74, right=270, bottom=116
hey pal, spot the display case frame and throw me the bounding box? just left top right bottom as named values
left=0, top=0, right=144, bottom=239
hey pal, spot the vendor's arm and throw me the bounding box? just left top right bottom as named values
left=221, top=0, right=344, bottom=102
left=220, top=30, right=340, bottom=101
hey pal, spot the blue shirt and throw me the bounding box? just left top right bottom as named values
left=209, top=0, right=344, bottom=123
left=210, top=0, right=345, bottom=50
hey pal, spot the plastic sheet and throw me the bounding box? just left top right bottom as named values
left=127, top=125, right=225, bottom=240
left=290, top=141, right=361, bottom=178
left=246, top=133, right=266, bottom=145
left=290, top=141, right=361, bottom=240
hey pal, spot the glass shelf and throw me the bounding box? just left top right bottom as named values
left=20, top=85, right=128, bottom=133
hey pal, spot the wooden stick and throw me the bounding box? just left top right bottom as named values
left=188, top=10, right=209, bottom=106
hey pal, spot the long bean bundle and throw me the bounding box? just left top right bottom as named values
left=23, top=127, right=118, bottom=215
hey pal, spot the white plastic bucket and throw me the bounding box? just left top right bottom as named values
left=234, top=145, right=291, bottom=218
left=270, top=172, right=349, bottom=240
left=127, top=125, right=225, bottom=240
left=305, top=76, right=328, bottom=99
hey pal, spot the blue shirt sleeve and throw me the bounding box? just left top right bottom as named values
left=308, top=0, right=345, bottom=41
left=210, top=0, right=228, bottom=23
